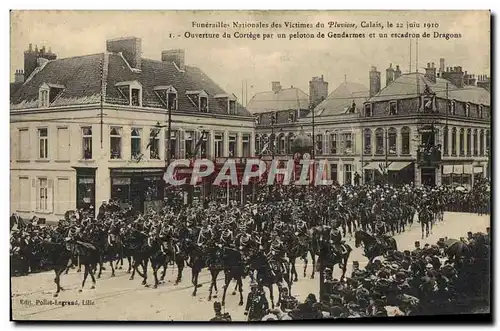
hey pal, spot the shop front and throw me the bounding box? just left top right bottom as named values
left=110, top=168, right=165, bottom=213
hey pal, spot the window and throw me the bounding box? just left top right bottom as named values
left=37, top=178, right=48, bottom=211
left=443, top=126, right=449, bottom=155
left=343, top=164, right=352, bottom=185
left=288, top=111, right=295, bottom=123
left=82, top=127, right=92, bottom=159
left=478, top=105, right=483, bottom=118
left=57, top=127, right=70, bottom=160
left=388, top=128, right=397, bottom=155
left=449, top=101, right=456, bottom=115
left=279, top=135, right=286, bottom=154
left=473, top=129, right=478, bottom=156
left=342, top=133, right=352, bottom=154
left=165, top=130, right=177, bottom=160
left=423, top=96, right=434, bottom=112
left=200, top=96, right=208, bottom=112
left=215, top=134, right=223, bottom=157
left=168, top=92, right=177, bottom=110
left=269, top=112, right=277, bottom=125
left=330, top=134, right=337, bottom=154
left=254, top=115, right=260, bottom=126
left=480, top=130, right=485, bottom=156
left=38, top=128, right=48, bottom=159
left=229, top=135, right=237, bottom=157
left=466, top=129, right=472, bottom=156
left=149, top=128, right=160, bottom=160
left=242, top=135, right=250, bottom=157
left=401, top=127, right=410, bottom=155
left=330, top=163, right=338, bottom=183
left=287, top=134, right=294, bottom=154
left=229, top=100, right=236, bottom=115
left=389, top=101, right=398, bottom=115
left=18, top=177, right=30, bottom=211
left=116, top=81, right=142, bottom=107
left=18, top=129, right=30, bottom=160
left=110, top=127, right=122, bottom=159
left=316, top=134, right=323, bottom=155
left=363, top=129, right=372, bottom=155
left=200, top=132, right=208, bottom=158
left=39, top=89, right=49, bottom=108
left=486, top=130, right=490, bottom=155
left=184, top=131, right=194, bottom=157
left=465, top=103, right=470, bottom=117
left=364, top=104, right=373, bottom=117
left=459, top=128, right=465, bottom=156
left=375, top=128, right=384, bottom=155
left=255, top=136, right=261, bottom=155
left=451, top=128, right=457, bottom=156
left=131, top=128, right=142, bottom=160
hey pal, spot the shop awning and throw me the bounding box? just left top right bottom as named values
left=452, top=165, right=463, bottom=173
left=387, top=161, right=412, bottom=171
left=443, top=165, right=454, bottom=174
left=474, top=166, right=484, bottom=174
left=463, top=165, right=473, bottom=174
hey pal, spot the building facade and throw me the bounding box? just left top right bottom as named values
left=10, top=37, right=255, bottom=223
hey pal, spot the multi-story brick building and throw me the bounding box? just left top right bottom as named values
left=10, top=37, right=255, bottom=222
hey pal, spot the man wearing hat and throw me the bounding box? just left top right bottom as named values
left=412, top=241, right=422, bottom=257
left=210, top=301, right=232, bottom=321
left=244, top=281, right=269, bottom=321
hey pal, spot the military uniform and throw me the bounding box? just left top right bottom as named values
left=245, top=289, right=269, bottom=321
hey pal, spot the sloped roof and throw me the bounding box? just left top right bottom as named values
left=10, top=52, right=251, bottom=116
left=246, top=87, right=309, bottom=114
left=368, top=73, right=490, bottom=106
left=309, top=81, right=369, bottom=117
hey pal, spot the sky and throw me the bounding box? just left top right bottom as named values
left=10, top=10, right=490, bottom=104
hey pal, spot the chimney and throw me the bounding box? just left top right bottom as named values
left=442, top=65, right=464, bottom=88
left=106, top=37, right=142, bottom=70
left=161, top=49, right=185, bottom=71
left=439, top=58, right=445, bottom=73
left=272, top=81, right=282, bottom=93
left=369, top=66, right=381, bottom=97
left=309, top=75, right=328, bottom=109
left=424, top=62, right=436, bottom=83
left=394, top=65, right=402, bottom=80
left=386, top=63, right=395, bottom=87
left=23, top=43, right=57, bottom=79
left=14, top=69, right=24, bottom=83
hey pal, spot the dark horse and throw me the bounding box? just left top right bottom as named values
left=354, top=230, right=397, bottom=263
left=65, top=239, right=100, bottom=292
left=42, top=238, right=72, bottom=297
left=220, top=246, right=245, bottom=307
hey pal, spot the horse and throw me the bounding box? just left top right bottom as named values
left=318, top=238, right=352, bottom=281
left=42, top=238, right=73, bottom=297
left=220, top=246, right=245, bottom=306
left=65, top=238, right=100, bottom=292
left=207, top=243, right=224, bottom=301
left=354, top=230, right=397, bottom=263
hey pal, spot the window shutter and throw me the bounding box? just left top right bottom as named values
left=194, top=130, right=201, bottom=158
left=48, top=179, right=54, bottom=213
left=339, top=134, right=345, bottom=154
left=178, top=130, right=185, bottom=159
left=324, top=134, right=330, bottom=154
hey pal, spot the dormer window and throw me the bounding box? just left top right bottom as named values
left=254, top=115, right=260, bottom=126
left=38, top=83, right=65, bottom=108
left=186, top=90, right=209, bottom=112
left=465, top=103, right=471, bottom=117
left=115, top=80, right=142, bottom=107
left=479, top=105, right=483, bottom=118
left=154, top=86, right=178, bottom=110
left=422, top=95, right=435, bottom=113
left=364, top=103, right=373, bottom=117
left=389, top=101, right=398, bottom=115
left=288, top=111, right=295, bottom=123
left=449, top=101, right=456, bottom=115
left=229, top=100, right=236, bottom=115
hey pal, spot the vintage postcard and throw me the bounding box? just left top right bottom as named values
left=10, top=10, right=491, bottom=322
